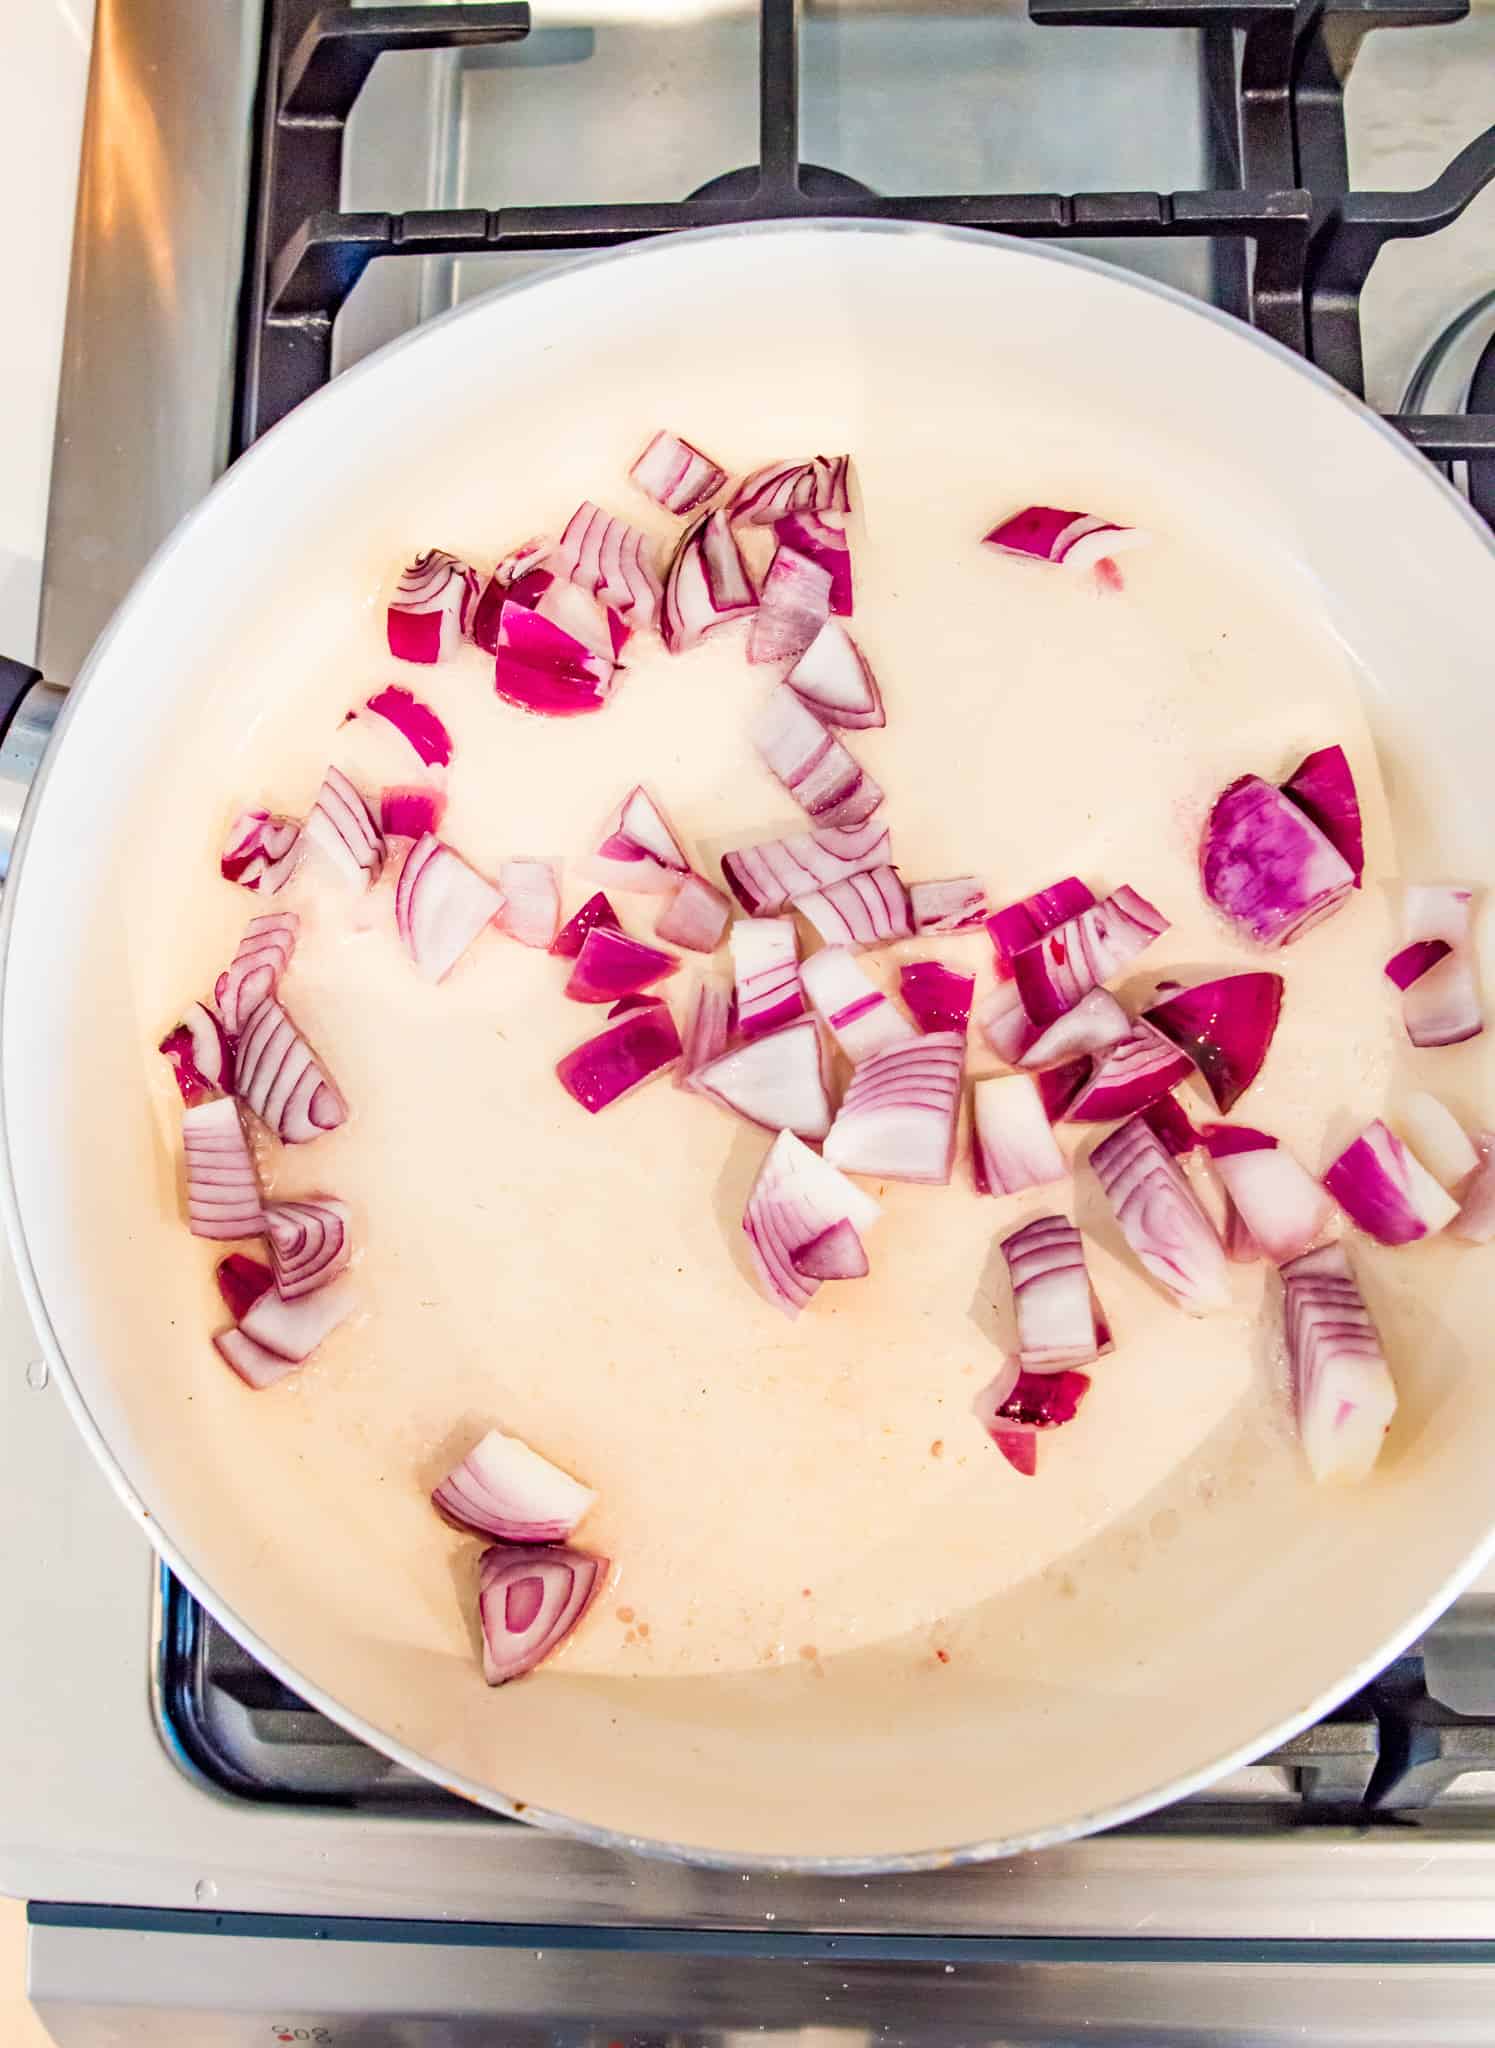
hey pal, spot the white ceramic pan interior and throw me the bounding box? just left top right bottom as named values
left=4, top=223, right=1495, bottom=1870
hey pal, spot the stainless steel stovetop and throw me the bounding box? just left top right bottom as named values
left=10, top=1, right=1495, bottom=2040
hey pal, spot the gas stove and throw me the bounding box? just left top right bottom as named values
left=8, top=1, right=1495, bottom=2040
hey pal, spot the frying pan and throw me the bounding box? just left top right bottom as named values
left=3, top=221, right=1494, bottom=1871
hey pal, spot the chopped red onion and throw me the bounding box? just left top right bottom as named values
left=1280, top=744, right=1363, bottom=885
left=971, top=1074, right=1067, bottom=1196
left=982, top=505, right=1141, bottom=575
left=1018, top=987, right=1131, bottom=1069
left=566, top=927, right=678, bottom=1005
left=729, top=455, right=850, bottom=526
left=791, top=1218, right=869, bottom=1281
left=556, top=1003, right=682, bottom=1112
left=823, top=1033, right=964, bottom=1185
left=1223, top=1193, right=1262, bottom=1264
left=1398, top=885, right=1484, bottom=1047
left=221, top=809, right=302, bottom=895
left=380, top=785, right=446, bottom=840
left=1144, top=972, right=1283, bottom=1114
left=1452, top=1133, right=1495, bottom=1243
left=752, top=687, right=883, bottom=830
left=1200, top=1124, right=1334, bottom=1264
left=729, top=916, right=804, bottom=1038
left=774, top=510, right=852, bottom=615
left=742, top=1128, right=880, bottom=1317
left=797, top=866, right=910, bottom=950
left=977, top=985, right=1038, bottom=1066
left=558, top=500, right=662, bottom=635
left=1037, top=1056, right=1091, bottom=1123
left=655, top=873, right=730, bottom=955
left=1090, top=1116, right=1229, bottom=1314
left=1400, top=1092, right=1480, bottom=1190
left=630, top=430, right=727, bottom=516
left=304, top=765, right=385, bottom=891
left=1200, top=775, right=1355, bottom=947
left=396, top=834, right=504, bottom=984
left=387, top=549, right=479, bottom=662
left=478, top=1543, right=607, bottom=1685
left=661, top=509, right=756, bottom=653
left=899, top=961, right=974, bottom=1035
left=1281, top=1244, right=1396, bottom=1484
left=471, top=537, right=554, bottom=655
left=679, top=975, right=732, bottom=1087
left=497, top=858, right=561, bottom=950
left=183, top=1096, right=262, bottom=1241
left=800, top=947, right=916, bottom=1062
left=1011, top=885, right=1169, bottom=1026
left=216, top=911, right=298, bottom=1035
left=783, top=618, right=883, bottom=731
left=1385, top=939, right=1452, bottom=991
left=1063, top=1022, right=1195, bottom=1123
left=159, top=1001, right=233, bottom=1106
left=986, top=876, right=1095, bottom=974
left=433, top=1426, right=597, bottom=1544
left=551, top=891, right=621, bottom=959
left=721, top=819, right=890, bottom=916
left=493, top=600, right=616, bottom=716
left=1001, top=1216, right=1103, bottom=1370
left=974, top=1363, right=1091, bottom=1475
left=748, top=544, right=833, bottom=665
left=263, top=1198, right=351, bottom=1300
left=235, top=996, right=348, bottom=1144
left=362, top=684, right=453, bottom=769
left=237, top=1270, right=358, bottom=1360
left=694, top=1016, right=830, bottom=1139
left=214, top=1327, right=298, bottom=1391
left=910, top=876, right=987, bottom=934
left=1323, top=1118, right=1459, bottom=1244
left=216, top=1252, right=273, bottom=1321
left=1141, top=1090, right=1198, bottom=1158
left=588, top=785, right=692, bottom=895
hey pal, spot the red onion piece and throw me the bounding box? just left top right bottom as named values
left=497, top=859, right=561, bottom=950
left=752, top=687, right=883, bottom=830
left=797, top=866, right=910, bottom=951
left=1281, top=744, right=1363, bottom=886
left=305, top=765, right=385, bottom=891
left=974, top=1363, right=1091, bottom=1475
left=1200, top=1124, right=1334, bottom=1264
left=235, top=997, right=348, bottom=1144
left=824, top=1032, right=964, bottom=1185
left=729, top=917, right=804, bottom=1038
left=729, top=455, right=851, bottom=526
left=910, top=876, right=987, bottom=934
left=566, top=927, right=678, bottom=1005
left=214, top=1327, right=299, bottom=1391
left=477, top=1544, right=607, bottom=1685
left=362, top=685, right=453, bottom=769
left=1090, top=1116, right=1229, bottom=1314
left=971, top=1074, right=1067, bottom=1196
left=493, top=600, right=616, bottom=716
left=159, top=1001, right=233, bottom=1106
left=977, top=984, right=1038, bottom=1066
left=1063, top=1023, right=1195, bottom=1123
left=1323, top=1119, right=1459, bottom=1245
left=1011, top=885, right=1169, bottom=1027
left=791, top=1218, right=869, bottom=1281
left=216, top=1253, right=274, bottom=1321
left=1281, top=1244, right=1396, bottom=1484
left=556, top=1004, right=682, bottom=1113
left=1001, top=1216, right=1102, bottom=1370
left=774, top=510, right=853, bottom=616
left=748, top=545, right=833, bottom=665
left=1200, top=775, right=1355, bottom=947
left=237, top=1271, right=358, bottom=1361
left=655, top=873, right=731, bottom=955
left=433, top=1426, right=597, bottom=1544
left=1142, top=1091, right=1199, bottom=1157
left=558, top=500, right=662, bottom=635
left=588, top=785, right=692, bottom=896
left=1037, top=1056, right=1091, bottom=1123
left=742, top=1128, right=880, bottom=1318
left=551, top=891, right=621, bottom=959
left=722, top=820, right=890, bottom=916
left=1018, top=987, right=1131, bottom=1069
left=1398, top=885, right=1484, bottom=1047
left=1144, top=972, right=1284, bottom=1114
left=1453, top=1133, right=1495, bottom=1244
left=183, top=1096, right=262, bottom=1241
left=396, top=834, right=504, bottom=984
left=471, top=537, right=553, bottom=655
left=784, top=619, right=883, bottom=730
left=381, top=785, right=446, bottom=840
left=221, top=809, right=302, bottom=895
left=800, top=947, right=916, bottom=1062
left=1400, top=1092, right=1480, bottom=1190
left=216, top=911, right=298, bottom=1036
left=1385, top=939, right=1452, bottom=990
left=986, top=876, right=1095, bottom=974
left=387, top=550, right=478, bottom=663
left=263, top=1198, right=351, bottom=1300
left=982, top=505, right=1141, bottom=575
left=630, top=429, right=727, bottom=516
left=679, top=974, right=732, bottom=1088
left=661, top=510, right=756, bottom=653
left=695, top=1016, right=830, bottom=1139
left=899, top=961, right=974, bottom=1036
